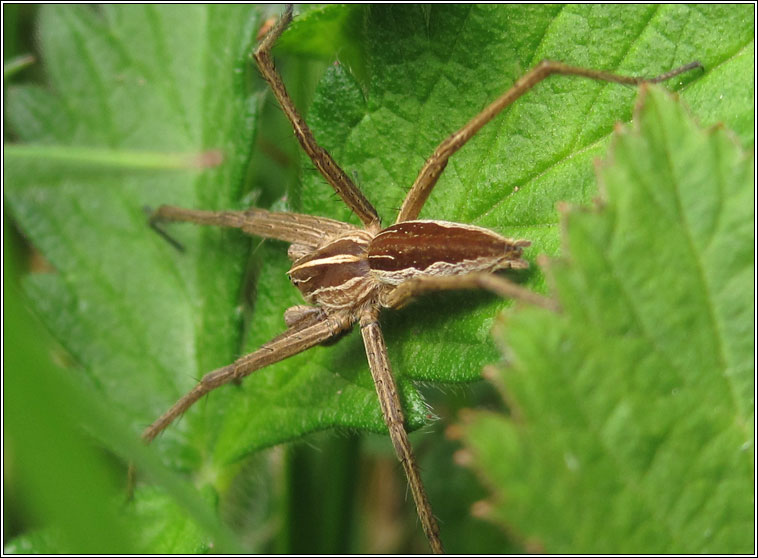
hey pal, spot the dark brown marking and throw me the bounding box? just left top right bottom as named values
left=368, top=221, right=525, bottom=273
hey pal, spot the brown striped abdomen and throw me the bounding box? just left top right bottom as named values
left=368, top=220, right=529, bottom=285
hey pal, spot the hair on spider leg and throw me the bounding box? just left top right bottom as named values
left=350, top=168, right=363, bottom=188
left=330, top=426, right=364, bottom=444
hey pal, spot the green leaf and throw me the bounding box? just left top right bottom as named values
left=4, top=529, right=63, bottom=555
left=461, top=86, right=753, bottom=553
left=124, top=487, right=213, bottom=554
left=3, top=270, right=134, bottom=554
left=4, top=4, right=260, bottom=552
left=276, top=5, right=367, bottom=85
left=4, top=4, right=752, bottom=553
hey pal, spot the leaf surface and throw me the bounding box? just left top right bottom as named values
left=4, top=4, right=260, bottom=551
left=461, top=86, right=754, bottom=553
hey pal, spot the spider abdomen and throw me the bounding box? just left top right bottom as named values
left=288, top=230, right=376, bottom=309
left=368, top=220, right=529, bottom=285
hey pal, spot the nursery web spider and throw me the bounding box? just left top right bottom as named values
left=143, top=6, right=701, bottom=553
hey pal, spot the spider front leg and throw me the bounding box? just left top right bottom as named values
left=396, top=60, right=702, bottom=222
left=254, top=6, right=381, bottom=230
left=359, top=308, right=444, bottom=554
left=142, top=311, right=352, bottom=443
left=149, top=204, right=358, bottom=247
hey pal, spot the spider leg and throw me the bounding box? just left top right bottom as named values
left=359, top=308, right=444, bottom=554
left=381, top=272, right=560, bottom=312
left=144, top=205, right=186, bottom=252
left=149, top=205, right=357, bottom=247
left=142, top=310, right=353, bottom=443
left=395, top=60, right=703, bottom=223
left=283, top=305, right=325, bottom=328
left=254, top=6, right=381, bottom=230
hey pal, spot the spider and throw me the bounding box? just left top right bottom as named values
left=142, top=6, right=701, bottom=553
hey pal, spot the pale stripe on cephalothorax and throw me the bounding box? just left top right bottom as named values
left=289, top=254, right=365, bottom=274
